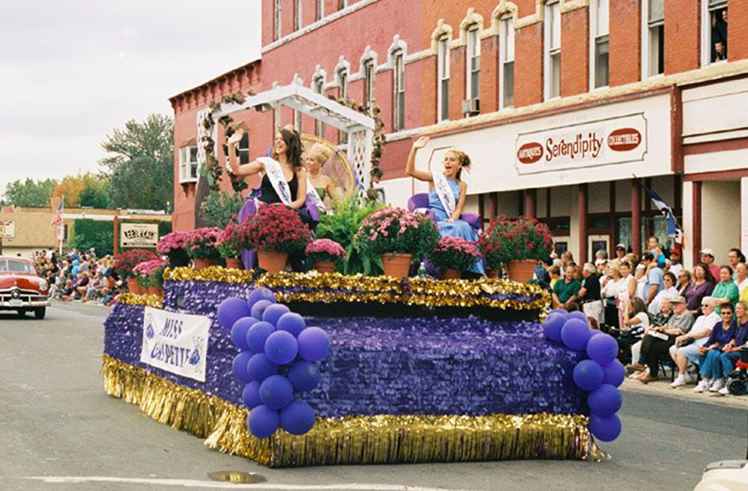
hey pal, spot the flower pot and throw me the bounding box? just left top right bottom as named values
left=314, top=260, right=336, bottom=273
left=258, top=249, right=288, bottom=273
left=381, top=253, right=412, bottom=279
left=147, top=286, right=163, bottom=296
left=192, top=258, right=217, bottom=270
left=225, top=258, right=242, bottom=270
left=167, top=249, right=190, bottom=268
left=486, top=268, right=501, bottom=279
left=442, top=268, right=461, bottom=280
left=506, top=259, right=536, bottom=283
left=127, top=277, right=144, bottom=295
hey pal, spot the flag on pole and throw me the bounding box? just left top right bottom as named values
left=644, top=186, right=682, bottom=242
left=51, top=196, right=64, bottom=226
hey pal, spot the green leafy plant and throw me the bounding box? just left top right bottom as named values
left=354, top=207, right=439, bottom=263
left=428, top=237, right=482, bottom=273
left=200, top=190, right=244, bottom=228
left=478, top=216, right=553, bottom=270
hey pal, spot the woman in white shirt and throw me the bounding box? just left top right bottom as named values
left=735, top=262, right=748, bottom=297
left=620, top=297, right=650, bottom=367
left=602, top=261, right=623, bottom=329
left=634, top=263, right=648, bottom=301
left=648, top=272, right=678, bottom=316
left=618, top=261, right=637, bottom=330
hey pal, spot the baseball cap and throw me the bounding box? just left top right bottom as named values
left=700, top=248, right=715, bottom=257
left=669, top=295, right=686, bottom=304
left=615, top=243, right=626, bottom=250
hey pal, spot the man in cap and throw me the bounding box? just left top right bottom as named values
left=700, top=248, right=721, bottom=282
left=670, top=296, right=722, bottom=387
left=614, top=243, right=627, bottom=261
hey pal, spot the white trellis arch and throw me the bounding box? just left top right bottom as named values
left=199, top=84, right=376, bottom=192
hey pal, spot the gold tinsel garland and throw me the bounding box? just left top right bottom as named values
left=163, top=266, right=255, bottom=284
left=117, top=293, right=164, bottom=308
left=102, top=355, right=604, bottom=467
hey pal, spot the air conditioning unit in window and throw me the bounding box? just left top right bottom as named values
left=462, top=98, right=480, bottom=116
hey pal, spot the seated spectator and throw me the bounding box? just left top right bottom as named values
left=649, top=271, right=678, bottom=316
left=695, top=302, right=737, bottom=394
left=700, top=249, right=721, bottom=283
left=668, top=247, right=684, bottom=278
left=712, top=265, right=739, bottom=307
left=714, top=300, right=748, bottom=395
left=670, top=297, right=722, bottom=387
left=684, top=263, right=715, bottom=314
left=74, top=272, right=90, bottom=300
left=602, top=261, right=623, bottom=330
left=549, top=265, right=561, bottom=290
left=578, top=263, right=603, bottom=326
left=736, top=263, right=748, bottom=301
left=728, top=248, right=745, bottom=278
left=677, top=269, right=692, bottom=295
left=635, top=296, right=694, bottom=383
left=552, top=264, right=581, bottom=309
left=642, top=252, right=664, bottom=306
left=614, top=243, right=627, bottom=260
left=634, top=263, right=648, bottom=302
left=61, top=279, right=75, bottom=301
left=618, top=297, right=649, bottom=365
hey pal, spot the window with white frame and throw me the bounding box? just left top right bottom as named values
left=314, top=76, right=325, bottom=138
left=363, top=59, right=375, bottom=112
left=179, top=146, right=199, bottom=183
left=316, top=0, right=324, bottom=21
left=437, top=34, right=450, bottom=121
left=544, top=1, right=561, bottom=99
left=393, top=49, right=405, bottom=130
left=702, top=0, right=728, bottom=64
left=237, top=132, right=250, bottom=164
left=643, top=0, right=664, bottom=77
left=274, top=0, right=282, bottom=40
left=591, top=0, right=609, bottom=88
left=499, top=17, right=515, bottom=109
left=338, top=0, right=347, bottom=10
left=337, top=68, right=349, bottom=143
left=294, top=0, right=302, bottom=31
left=466, top=25, right=481, bottom=106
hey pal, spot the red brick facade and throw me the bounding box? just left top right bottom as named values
left=609, top=0, right=641, bottom=86
left=560, top=7, right=589, bottom=97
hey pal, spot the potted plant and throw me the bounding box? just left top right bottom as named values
left=157, top=231, right=191, bottom=268
left=185, top=227, right=223, bottom=270
left=305, top=239, right=345, bottom=273
left=217, top=222, right=243, bottom=269
left=354, top=207, right=438, bottom=279
left=113, top=249, right=158, bottom=294
left=133, top=259, right=166, bottom=296
left=428, top=237, right=482, bottom=279
left=478, top=216, right=553, bottom=282
left=243, top=204, right=312, bottom=273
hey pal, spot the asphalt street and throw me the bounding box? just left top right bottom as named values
left=1, top=302, right=746, bottom=491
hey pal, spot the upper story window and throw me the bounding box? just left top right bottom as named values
left=702, top=1, right=728, bottom=64
left=179, top=146, right=199, bottom=184
left=316, top=0, right=324, bottom=21
left=392, top=49, right=406, bottom=131
left=544, top=1, right=561, bottom=100
left=338, top=0, right=348, bottom=10
left=591, top=0, right=610, bottom=88
left=274, top=0, right=282, bottom=41
left=294, top=0, right=302, bottom=31
left=465, top=25, right=481, bottom=108
left=499, top=17, right=515, bottom=109
left=363, top=59, right=375, bottom=112
left=337, top=68, right=349, bottom=143
left=437, top=34, right=450, bottom=121
left=313, top=76, right=325, bottom=138
left=643, top=0, right=665, bottom=77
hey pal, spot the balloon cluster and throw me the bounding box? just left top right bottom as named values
left=217, top=288, right=331, bottom=439
left=542, top=309, right=624, bottom=443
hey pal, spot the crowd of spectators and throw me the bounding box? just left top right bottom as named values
left=32, top=249, right=121, bottom=306
left=536, top=237, right=748, bottom=396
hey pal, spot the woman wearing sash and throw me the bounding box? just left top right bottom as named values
left=405, top=136, right=485, bottom=274
left=227, top=127, right=313, bottom=225
left=304, top=143, right=342, bottom=210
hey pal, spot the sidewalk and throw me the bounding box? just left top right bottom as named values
left=622, top=377, right=748, bottom=409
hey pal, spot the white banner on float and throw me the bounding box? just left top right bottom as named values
left=515, top=113, right=647, bottom=174
left=140, top=307, right=211, bottom=382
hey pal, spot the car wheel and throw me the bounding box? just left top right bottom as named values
left=16, top=309, right=27, bottom=318
left=34, top=307, right=46, bottom=320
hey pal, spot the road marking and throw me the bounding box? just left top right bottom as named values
left=24, top=476, right=466, bottom=490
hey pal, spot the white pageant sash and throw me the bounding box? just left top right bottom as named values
left=258, top=157, right=293, bottom=206
left=306, top=177, right=327, bottom=213
left=432, top=171, right=456, bottom=217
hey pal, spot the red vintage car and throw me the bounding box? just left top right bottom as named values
left=0, top=256, right=49, bottom=319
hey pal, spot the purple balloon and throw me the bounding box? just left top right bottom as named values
left=589, top=413, right=622, bottom=442
left=573, top=359, right=605, bottom=392
left=248, top=287, right=276, bottom=308
left=297, top=327, right=331, bottom=362
left=231, top=317, right=258, bottom=351
left=264, top=331, right=299, bottom=365
left=588, top=384, right=622, bottom=417
left=259, top=374, right=294, bottom=410
left=217, top=297, right=251, bottom=330
left=242, top=381, right=262, bottom=409
left=277, top=312, right=306, bottom=337
left=232, top=352, right=253, bottom=383
left=250, top=299, right=273, bottom=320
left=542, top=313, right=566, bottom=342
left=247, top=405, right=279, bottom=438
left=561, top=318, right=593, bottom=351
left=568, top=311, right=588, bottom=322
left=262, top=304, right=290, bottom=326
left=602, top=359, right=625, bottom=387
left=587, top=333, right=619, bottom=366
left=246, top=321, right=276, bottom=354
left=246, top=353, right=278, bottom=382
left=280, top=400, right=316, bottom=435
left=288, top=361, right=321, bottom=392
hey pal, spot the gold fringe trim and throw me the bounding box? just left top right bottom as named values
left=117, top=293, right=164, bottom=308
left=102, top=355, right=605, bottom=467
left=163, top=266, right=255, bottom=283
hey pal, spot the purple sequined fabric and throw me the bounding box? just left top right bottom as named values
left=105, top=286, right=584, bottom=417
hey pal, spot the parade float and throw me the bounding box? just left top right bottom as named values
left=101, top=84, right=623, bottom=467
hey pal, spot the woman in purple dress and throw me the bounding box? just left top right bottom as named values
left=684, top=263, right=716, bottom=315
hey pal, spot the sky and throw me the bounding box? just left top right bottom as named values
left=0, top=1, right=262, bottom=194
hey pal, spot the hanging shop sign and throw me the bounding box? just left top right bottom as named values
left=121, top=223, right=159, bottom=248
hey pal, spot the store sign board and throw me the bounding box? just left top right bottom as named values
left=121, top=223, right=158, bottom=248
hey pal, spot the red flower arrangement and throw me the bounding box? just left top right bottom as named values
left=243, top=204, right=311, bottom=255
left=216, top=221, right=242, bottom=258
left=429, top=236, right=482, bottom=273
left=185, top=227, right=223, bottom=260
left=478, top=216, right=553, bottom=270
left=305, top=239, right=346, bottom=263
left=113, top=249, right=159, bottom=279
left=133, top=258, right=167, bottom=288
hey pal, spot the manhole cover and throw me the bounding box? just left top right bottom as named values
left=207, top=471, right=266, bottom=484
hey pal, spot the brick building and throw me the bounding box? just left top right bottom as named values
left=170, top=0, right=748, bottom=267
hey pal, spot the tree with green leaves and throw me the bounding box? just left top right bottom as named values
left=79, top=177, right=111, bottom=209
left=3, top=178, right=57, bottom=208
left=99, top=114, right=173, bottom=211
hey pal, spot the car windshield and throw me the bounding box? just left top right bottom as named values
left=0, top=259, right=34, bottom=273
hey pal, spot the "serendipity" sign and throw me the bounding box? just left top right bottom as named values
left=140, top=307, right=211, bottom=382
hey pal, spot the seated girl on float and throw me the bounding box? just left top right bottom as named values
left=226, top=127, right=316, bottom=226
left=405, top=136, right=485, bottom=275
left=304, top=143, right=343, bottom=211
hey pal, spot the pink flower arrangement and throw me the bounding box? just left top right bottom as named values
left=133, top=258, right=167, bottom=287
left=354, top=207, right=438, bottom=258
left=429, top=236, right=482, bottom=273
left=184, top=227, right=223, bottom=260
left=478, top=216, right=553, bottom=270
left=216, top=222, right=242, bottom=258
left=306, top=239, right=346, bottom=263
left=157, top=231, right=191, bottom=254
